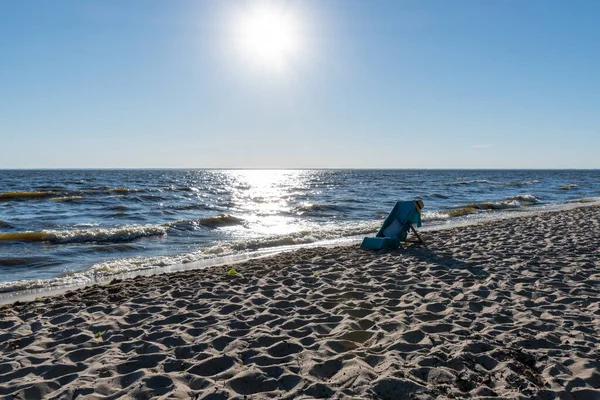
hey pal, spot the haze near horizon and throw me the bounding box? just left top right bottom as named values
left=1, top=0, right=598, bottom=169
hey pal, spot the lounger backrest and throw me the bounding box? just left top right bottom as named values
left=376, top=200, right=423, bottom=241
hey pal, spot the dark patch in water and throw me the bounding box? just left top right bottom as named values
left=172, top=214, right=244, bottom=230
left=0, top=221, right=14, bottom=229
left=505, top=180, right=539, bottom=187
left=87, top=244, right=138, bottom=253
left=108, top=213, right=129, bottom=218
left=0, top=191, right=56, bottom=200
left=0, top=256, right=64, bottom=269
left=168, top=203, right=213, bottom=212
left=34, top=186, right=67, bottom=191
left=139, top=194, right=166, bottom=201
left=295, top=204, right=347, bottom=213
left=444, top=200, right=526, bottom=217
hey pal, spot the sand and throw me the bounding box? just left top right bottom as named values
left=1, top=205, right=599, bottom=399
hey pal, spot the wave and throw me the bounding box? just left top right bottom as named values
left=443, top=200, right=521, bottom=217
left=469, top=201, right=522, bottom=210
left=109, top=188, right=142, bottom=194
left=422, top=211, right=451, bottom=222
left=34, top=185, right=67, bottom=191
left=445, top=180, right=497, bottom=186
left=0, top=187, right=145, bottom=202
left=289, top=186, right=311, bottom=192
left=558, top=184, right=578, bottom=190
left=0, top=220, right=14, bottom=229
left=108, top=221, right=378, bottom=261
left=167, top=214, right=245, bottom=230
left=0, top=191, right=55, bottom=200
left=0, top=225, right=167, bottom=244
left=107, top=212, right=129, bottom=218
left=0, top=256, right=63, bottom=268
left=427, top=193, right=449, bottom=199
left=505, top=194, right=541, bottom=204
left=0, top=220, right=381, bottom=293
left=505, top=180, right=540, bottom=187
left=4, top=194, right=599, bottom=294
left=167, top=203, right=214, bottom=212
left=73, top=222, right=101, bottom=227
left=48, top=196, right=84, bottom=201
left=139, top=194, right=167, bottom=201
left=294, top=203, right=347, bottom=214
left=442, top=194, right=544, bottom=218
left=227, top=223, right=379, bottom=252
left=568, top=198, right=596, bottom=204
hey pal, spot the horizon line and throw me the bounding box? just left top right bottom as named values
left=1, top=167, right=598, bottom=171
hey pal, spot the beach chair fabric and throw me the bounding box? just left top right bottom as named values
left=360, top=200, right=424, bottom=249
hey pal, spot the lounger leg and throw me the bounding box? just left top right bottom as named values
left=409, top=223, right=427, bottom=248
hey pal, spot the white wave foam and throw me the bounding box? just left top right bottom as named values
left=422, top=211, right=451, bottom=221
left=505, top=194, right=541, bottom=203
left=0, top=221, right=380, bottom=293
left=505, top=180, right=540, bottom=187
left=3, top=199, right=599, bottom=298
left=0, top=225, right=168, bottom=244
left=482, top=200, right=521, bottom=209
left=48, top=225, right=167, bottom=243
left=559, top=184, right=579, bottom=190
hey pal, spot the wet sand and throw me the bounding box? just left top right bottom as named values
left=1, top=205, right=599, bottom=399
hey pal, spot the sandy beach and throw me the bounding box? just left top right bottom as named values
left=1, top=205, right=599, bottom=399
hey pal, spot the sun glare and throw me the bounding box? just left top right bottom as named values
left=234, top=5, right=303, bottom=71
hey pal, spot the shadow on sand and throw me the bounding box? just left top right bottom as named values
left=391, top=245, right=490, bottom=278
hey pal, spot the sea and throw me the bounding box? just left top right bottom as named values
left=0, top=169, right=598, bottom=298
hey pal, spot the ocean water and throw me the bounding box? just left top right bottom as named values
left=0, top=169, right=598, bottom=294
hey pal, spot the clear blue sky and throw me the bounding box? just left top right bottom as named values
left=1, top=0, right=598, bottom=168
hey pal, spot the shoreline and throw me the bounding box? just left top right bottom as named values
left=1, top=200, right=598, bottom=304
left=1, top=204, right=599, bottom=398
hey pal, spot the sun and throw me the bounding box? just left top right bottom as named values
left=234, top=4, right=303, bottom=71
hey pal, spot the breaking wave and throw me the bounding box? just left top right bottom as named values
left=0, top=187, right=144, bottom=202
left=49, top=196, right=84, bottom=201
left=2, top=169, right=598, bottom=296
left=0, top=191, right=55, bottom=200
left=558, top=184, right=579, bottom=190
left=422, top=211, right=451, bottom=222
left=0, top=220, right=14, bottom=229
left=109, top=188, right=142, bottom=194
left=427, top=193, right=449, bottom=199
left=167, top=214, right=245, bottom=230
left=294, top=204, right=348, bottom=214
left=445, top=180, right=498, bottom=186
left=443, top=197, right=538, bottom=217
left=0, top=220, right=381, bottom=293
left=0, top=225, right=167, bottom=244
left=505, top=194, right=541, bottom=203
left=505, top=180, right=540, bottom=187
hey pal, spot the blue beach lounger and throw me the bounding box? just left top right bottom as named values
left=360, top=200, right=425, bottom=250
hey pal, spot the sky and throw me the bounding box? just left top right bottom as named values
left=1, top=0, right=599, bottom=169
